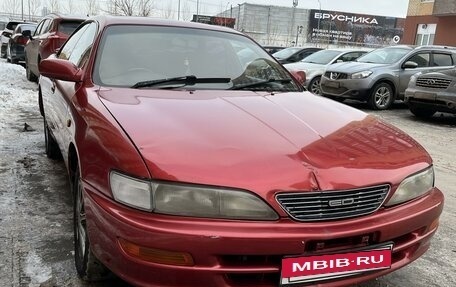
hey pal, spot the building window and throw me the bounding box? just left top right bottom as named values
left=415, top=23, right=436, bottom=45
left=420, top=0, right=434, bottom=3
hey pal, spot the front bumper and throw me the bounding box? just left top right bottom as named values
left=320, top=76, right=371, bottom=100
left=405, top=87, right=456, bottom=114
left=83, top=181, right=444, bottom=287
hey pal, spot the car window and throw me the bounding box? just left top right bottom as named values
left=338, top=52, right=362, bottom=62
left=303, top=50, right=341, bottom=64
left=357, top=47, right=411, bottom=64
left=93, top=25, right=299, bottom=92
left=34, top=20, right=45, bottom=36
left=40, top=19, right=52, bottom=35
left=407, top=53, right=430, bottom=67
left=58, top=20, right=84, bottom=36
left=432, top=53, right=453, bottom=66
left=69, top=23, right=97, bottom=67
left=273, top=47, right=302, bottom=59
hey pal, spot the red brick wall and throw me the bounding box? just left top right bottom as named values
left=402, top=15, right=439, bottom=44
left=434, top=16, right=456, bottom=46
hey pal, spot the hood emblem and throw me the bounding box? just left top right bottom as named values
left=426, top=79, right=436, bottom=85
left=328, top=198, right=355, bottom=207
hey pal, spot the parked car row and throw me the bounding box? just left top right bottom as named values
left=280, top=44, right=456, bottom=117
left=1, top=14, right=85, bottom=81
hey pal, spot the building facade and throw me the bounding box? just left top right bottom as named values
left=403, top=0, right=456, bottom=46
left=219, top=3, right=404, bottom=48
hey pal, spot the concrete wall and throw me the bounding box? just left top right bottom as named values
left=433, top=0, right=456, bottom=16
left=407, top=0, right=435, bottom=16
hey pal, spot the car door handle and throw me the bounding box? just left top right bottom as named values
left=51, top=82, right=56, bottom=93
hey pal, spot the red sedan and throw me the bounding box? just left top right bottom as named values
left=38, top=16, right=443, bottom=287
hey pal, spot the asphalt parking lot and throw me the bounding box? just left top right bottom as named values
left=0, top=64, right=455, bottom=287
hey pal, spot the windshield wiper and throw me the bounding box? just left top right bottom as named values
left=131, top=75, right=231, bottom=89
left=230, top=78, right=293, bottom=90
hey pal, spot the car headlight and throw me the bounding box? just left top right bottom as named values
left=350, top=70, right=372, bottom=79
left=110, top=171, right=278, bottom=220
left=110, top=172, right=153, bottom=211
left=385, top=167, right=434, bottom=207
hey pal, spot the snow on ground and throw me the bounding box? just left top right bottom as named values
left=0, top=59, right=38, bottom=129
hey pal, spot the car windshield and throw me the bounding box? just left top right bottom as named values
left=6, top=22, right=20, bottom=30
left=356, top=47, right=411, bottom=64
left=58, top=20, right=84, bottom=35
left=93, top=25, right=299, bottom=92
left=272, top=47, right=302, bottom=59
left=302, top=50, right=342, bottom=64
left=16, top=24, right=36, bottom=34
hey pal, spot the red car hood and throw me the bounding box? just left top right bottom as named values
left=98, top=89, right=430, bottom=195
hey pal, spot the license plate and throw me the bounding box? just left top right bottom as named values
left=325, top=81, right=340, bottom=88
left=280, top=244, right=393, bottom=286
left=414, top=92, right=435, bottom=100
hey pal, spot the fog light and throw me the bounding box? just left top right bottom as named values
left=119, top=238, right=194, bottom=266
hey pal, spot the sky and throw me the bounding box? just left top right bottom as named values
left=0, top=0, right=411, bottom=19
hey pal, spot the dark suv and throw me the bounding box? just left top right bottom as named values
left=405, top=69, right=456, bottom=118
left=320, top=45, right=456, bottom=110
left=24, top=13, right=85, bottom=81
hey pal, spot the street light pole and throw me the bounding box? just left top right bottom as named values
left=317, top=0, right=321, bottom=47
left=178, top=0, right=181, bottom=20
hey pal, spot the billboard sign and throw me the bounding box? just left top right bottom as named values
left=308, top=10, right=404, bottom=47
left=192, top=15, right=236, bottom=28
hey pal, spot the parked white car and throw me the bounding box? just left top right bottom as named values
left=284, top=49, right=368, bottom=95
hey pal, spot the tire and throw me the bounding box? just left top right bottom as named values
left=308, top=76, right=322, bottom=95
left=409, top=105, right=436, bottom=119
left=368, top=82, right=394, bottom=110
left=25, top=58, right=38, bottom=82
left=44, top=119, right=61, bottom=159
left=73, top=169, right=110, bottom=281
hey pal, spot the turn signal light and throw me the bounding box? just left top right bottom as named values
left=119, top=238, right=194, bottom=266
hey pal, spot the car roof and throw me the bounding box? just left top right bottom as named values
left=89, top=15, right=243, bottom=35
left=42, top=13, right=87, bottom=21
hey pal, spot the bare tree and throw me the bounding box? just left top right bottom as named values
left=27, top=0, right=42, bottom=17
left=137, top=0, right=153, bottom=17
left=161, top=0, right=175, bottom=19
left=114, top=0, right=136, bottom=16
left=181, top=0, right=192, bottom=21
left=47, top=0, right=60, bottom=13
left=2, top=0, right=21, bottom=15
left=65, top=0, right=74, bottom=14
left=86, top=0, right=100, bottom=16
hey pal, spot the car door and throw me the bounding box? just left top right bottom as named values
left=398, top=52, right=431, bottom=97
left=28, top=18, right=52, bottom=75
left=42, top=22, right=98, bottom=158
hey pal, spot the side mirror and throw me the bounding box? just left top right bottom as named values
left=289, top=70, right=306, bottom=86
left=403, top=61, right=419, bottom=69
left=39, top=56, right=83, bottom=82
left=22, top=30, right=32, bottom=39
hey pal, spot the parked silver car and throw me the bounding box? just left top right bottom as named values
left=405, top=69, right=456, bottom=118
left=320, top=45, right=456, bottom=109
left=284, top=49, right=368, bottom=95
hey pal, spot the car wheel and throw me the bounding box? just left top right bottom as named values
left=309, top=76, right=322, bottom=95
left=74, top=169, right=110, bottom=281
left=368, top=82, right=394, bottom=110
left=409, top=105, right=436, bottom=119
left=44, top=119, right=61, bottom=159
left=25, top=58, right=38, bottom=82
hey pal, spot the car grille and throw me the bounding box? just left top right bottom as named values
left=276, top=184, right=390, bottom=221
left=416, top=77, right=451, bottom=89
left=324, top=72, right=348, bottom=80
